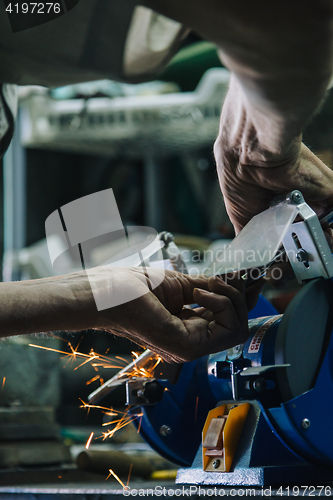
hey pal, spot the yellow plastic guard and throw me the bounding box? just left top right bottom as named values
left=202, top=403, right=250, bottom=472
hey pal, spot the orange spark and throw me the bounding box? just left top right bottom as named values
left=137, top=414, right=143, bottom=434
left=79, top=399, right=118, bottom=413
left=74, top=354, right=99, bottom=371
left=115, top=356, right=129, bottom=364
left=102, top=417, right=128, bottom=427
left=85, top=431, right=94, bottom=449
left=150, top=357, right=162, bottom=372
left=101, top=412, right=143, bottom=440
left=91, top=363, right=124, bottom=369
left=121, top=353, right=162, bottom=381
left=126, top=463, right=133, bottom=489
left=29, top=342, right=124, bottom=370
left=29, top=344, right=73, bottom=356
left=86, top=375, right=100, bottom=386
left=106, top=468, right=127, bottom=489
left=29, top=343, right=95, bottom=370
left=1, top=377, right=5, bottom=391
left=74, top=337, right=83, bottom=353
left=104, top=410, right=122, bottom=416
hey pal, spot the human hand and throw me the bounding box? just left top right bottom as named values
left=214, top=84, right=333, bottom=235
left=215, top=139, right=333, bottom=235
left=95, top=267, right=249, bottom=363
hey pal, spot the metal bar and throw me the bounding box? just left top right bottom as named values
left=3, top=111, right=26, bottom=282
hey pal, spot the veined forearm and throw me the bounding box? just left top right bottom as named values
left=0, top=272, right=97, bottom=337
left=142, top=0, right=333, bottom=149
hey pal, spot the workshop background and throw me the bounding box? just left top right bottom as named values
left=0, top=30, right=333, bottom=493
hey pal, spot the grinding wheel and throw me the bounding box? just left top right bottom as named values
left=275, top=278, right=333, bottom=401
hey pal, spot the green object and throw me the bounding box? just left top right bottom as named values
left=159, top=41, right=222, bottom=91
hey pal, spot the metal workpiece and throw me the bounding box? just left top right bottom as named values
left=205, top=190, right=333, bottom=284
left=88, top=349, right=155, bottom=404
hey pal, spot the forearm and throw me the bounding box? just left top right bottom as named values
left=0, top=272, right=97, bottom=337
left=142, top=0, right=333, bottom=156
left=0, top=267, right=250, bottom=362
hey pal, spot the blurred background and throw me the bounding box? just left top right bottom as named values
left=1, top=31, right=333, bottom=488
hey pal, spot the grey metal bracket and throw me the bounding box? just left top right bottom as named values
left=281, top=191, right=333, bottom=283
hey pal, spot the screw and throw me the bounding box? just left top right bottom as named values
left=291, top=191, right=302, bottom=204
left=160, top=425, right=172, bottom=436
left=227, top=344, right=243, bottom=361
left=296, top=249, right=308, bottom=263
left=253, top=377, right=267, bottom=393
left=159, top=232, right=174, bottom=246
left=301, top=418, right=311, bottom=430
left=213, top=459, right=221, bottom=469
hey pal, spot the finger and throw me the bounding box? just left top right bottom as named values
left=192, top=306, right=207, bottom=315
left=181, top=315, right=248, bottom=359
left=179, top=274, right=211, bottom=303
left=192, top=287, right=246, bottom=334
left=245, top=277, right=265, bottom=311
left=217, top=272, right=246, bottom=294
left=193, top=288, right=231, bottom=315
left=152, top=271, right=211, bottom=314
left=208, top=274, right=245, bottom=299
left=208, top=276, right=248, bottom=331
left=178, top=306, right=207, bottom=319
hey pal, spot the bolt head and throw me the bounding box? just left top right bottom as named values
left=160, top=425, right=172, bottom=436
left=296, top=249, right=308, bottom=263
left=159, top=232, right=174, bottom=245
left=291, top=191, right=302, bottom=204
left=253, top=377, right=267, bottom=393
left=212, top=459, right=221, bottom=469
left=301, top=418, right=311, bottom=429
